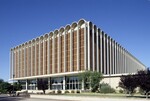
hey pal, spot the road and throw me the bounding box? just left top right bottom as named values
left=0, top=94, right=148, bottom=101
left=0, top=94, right=73, bottom=101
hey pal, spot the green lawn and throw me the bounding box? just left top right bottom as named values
left=62, top=93, right=149, bottom=99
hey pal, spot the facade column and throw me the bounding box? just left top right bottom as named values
left=13, top=51, right=15, bottom=78
left=53, top=34, right=55, bottom=74
left=12, top=50, right=14, bottom=78
left=113, top=40, right=116, bottom=74
left=18, top=49, right=20, bottom=78
left=13, top=50, right=15, bottom=78
left=81, top=80, right=84, bottom=90
left=48, top=36, right=50, bottom=74
left=124, top=48, right=126, bottom=73
left=111, top=39, right=114, bottom=74
left=122, top=47, right=124, bottom=73
left=100, top=30, right=102, bottom=73
left=48, top=77, right=51, bottom=90
left=21, top=48, right=23, bottom=77
left=24, top=47, right=26, bottom=77
left=128, top=52, right=131, bottom=73
left=70, top=29, right=73, bottom=72
left=10, top=50, right=12, bottom=79
left=36, top=78, right=38, bottom=90
left=109, top=38, right=112, bottom=75
left=27, top=45, right=29, bottom=77
left=117, top=44, right=119, bottom=74
left=120, top=46, right=122, bottom=73
left=106, top=36, right=109, bottom=75
left=63, top=76, right=66, bottom=90
left=103, top=33, right=106, bottom=74
left=26, top=80, right=28, bottom=90
left=31, top=44, right=33, bottom=76
left=15, top=49, right=17, bottom=78
left=87, top=22, right=90, bottom=71
left=92, top=25, right=95, bottom=71
left=116, top=42, right=118, bottom=74
left=96, top=28, right=99, bottom=72
left=64, top=31, right=66, bottom=72
left=121, top=47, right=123, bottom=73
left=35, top=42, right=37, bottom=76
left=119, top=45, right=121, bottom=73
left=117, top=45, right=119, bottom=74
left=114, top=41, right=117, bottom=74
left=77, top=26, right=80, bottom=71
left=39, top=41, right=41, bottom=75
left=84, top=23, right=87, bottom=70
left=15, top=51, right=16, bottom=78
left=126, top=51, right=128, bottom=73
left=58, top=33, right=61, bottom=73
left=43, top=38, right=46, bottom=75
left=116, top=43, right=118, bottom=74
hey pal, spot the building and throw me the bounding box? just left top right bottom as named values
left=10, top=19, right=146, bottom=92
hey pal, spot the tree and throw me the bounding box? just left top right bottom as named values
left=13, top=82, right=22, bottom=91
left=90, top=71, right=103, bottom=92
left=0, top=78, right=22, bottom=94
left=37, top=79, right=48, bottom=94
left=136, top=69, right=150, bottom=98
left=79, top=71, right=91, bottom=90
left=79, top=71, right=103, bottom=92
left=0, top=79, right=12, bottom=94
left=0, top=79, right=4, bottom=84
left=119, top=74, right=138, bottom=96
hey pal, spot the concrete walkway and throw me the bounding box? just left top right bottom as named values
left=30, top=94, right=148, bottom=101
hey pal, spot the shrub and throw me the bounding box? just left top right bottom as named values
left=48, top=91, right=55, bottom=94
left=99, top=83, right=115, bottom=93
left=76, top=90, right=80, bottom=93
left=52, top=90, right=55, bottom=94
left=64, top=90, right=69, bottom=94
left=119, top=74, right=137, bottom=96
left=57, top=90, right=61, bottom=94
left=119, top=89, right=124, bottom=93
left=71, top=90, right=75, bottom=93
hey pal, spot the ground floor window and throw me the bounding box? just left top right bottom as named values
left=19, top=80, right=26, bottom=90
left=66, top=76, right=81, bottom=90
left=51, top=77, right=63, bottom=90
left=18, top=75, right=82, bottom=90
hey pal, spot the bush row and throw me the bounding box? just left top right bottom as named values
left=47, top=90, right=80, bottom=94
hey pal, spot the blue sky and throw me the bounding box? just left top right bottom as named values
left=0, top=0, right=150, bottom=81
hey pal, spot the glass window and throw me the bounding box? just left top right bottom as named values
left=51, top=77, right=63, bottom=90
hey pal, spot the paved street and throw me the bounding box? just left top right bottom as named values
left=0, top=94, right=73, bottom=101
left=0, top=94, right=149, bottom=101
left=30, top=94, right=149, bottom=101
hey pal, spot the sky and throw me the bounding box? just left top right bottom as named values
left=0, top=0, right=150, bottom=81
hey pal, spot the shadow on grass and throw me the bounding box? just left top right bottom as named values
left=0, top=96, right=27, bottom=101
left=126, top=95, right=150, bottom=99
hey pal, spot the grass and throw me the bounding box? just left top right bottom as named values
left=32, top=92, right=150, bottom=99
left=62, top=93, right=150, bottom=99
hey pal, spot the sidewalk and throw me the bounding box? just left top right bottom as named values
left=30, top=94, right=148, bottom=101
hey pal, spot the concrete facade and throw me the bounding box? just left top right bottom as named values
left=10, top=19, right=146, bottom=91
